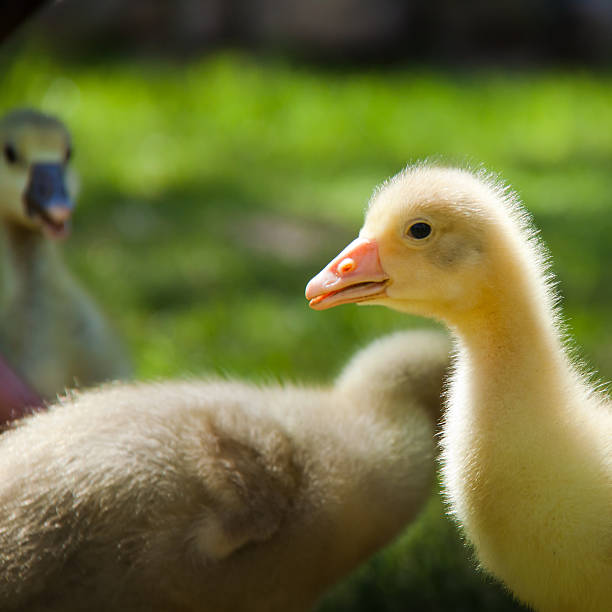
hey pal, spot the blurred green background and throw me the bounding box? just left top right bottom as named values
left=2, top=3, right=612, bottom=610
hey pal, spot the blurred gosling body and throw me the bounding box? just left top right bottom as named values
left=0, top=109, right=130, bottom=408
left=0, top=330, right=449, bottom=612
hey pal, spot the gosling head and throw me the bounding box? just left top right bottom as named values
left=306, top=164, right=523, bottom=322
left=0, top=109, right=76, bottom=239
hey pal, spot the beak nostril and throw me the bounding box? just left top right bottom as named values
left=338, top=258, right=356, bottom=275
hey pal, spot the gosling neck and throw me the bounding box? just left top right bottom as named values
left=446, top=246, right=572, bottom=416
left=1, top=220, right=65, bottom=298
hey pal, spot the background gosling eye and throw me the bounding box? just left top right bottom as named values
left=3, top=143, right=18, bottom=165
left=408, top=222, right=431, bottom=239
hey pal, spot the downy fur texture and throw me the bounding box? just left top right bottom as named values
left=0, top=330, right=449, bottom=612
left=306, top=163, right=612, bottom=611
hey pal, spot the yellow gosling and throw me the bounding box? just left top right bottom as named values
left=306, top=163, right=612, bottom=612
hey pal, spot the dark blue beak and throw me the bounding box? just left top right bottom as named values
left=24, top=163, right=74, bottom=236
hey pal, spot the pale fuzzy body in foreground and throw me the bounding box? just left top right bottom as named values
left=307, top=164, right=612, bottom=611
left=0, top=330, right=449, bottom=612
left=0, top=109, right=130, bottom=400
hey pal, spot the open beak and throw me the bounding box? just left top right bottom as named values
left=305, top=237, right=389, bottom=310
left=24, top=163, right=74, bottom=239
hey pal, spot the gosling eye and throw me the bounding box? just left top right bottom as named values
left=407, top=221, right=432, bottom=240
left=3, top=143, right=18, bottom=165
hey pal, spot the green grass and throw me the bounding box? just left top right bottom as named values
left=1, top=45, right=611, bottom=610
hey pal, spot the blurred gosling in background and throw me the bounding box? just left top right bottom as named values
left=0, top=109, right=131, bottom=424
left=0, top=330, right=449, bottom=612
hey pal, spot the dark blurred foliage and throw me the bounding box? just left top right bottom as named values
left=16, top=0, right=612, bottom=65
left=0, top=0, right=47, bottom=43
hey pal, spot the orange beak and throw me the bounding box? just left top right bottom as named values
left=305, top=237, right=389, bottom=310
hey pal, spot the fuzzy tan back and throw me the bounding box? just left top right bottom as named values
left=0, top=330, right=449, bottom=611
